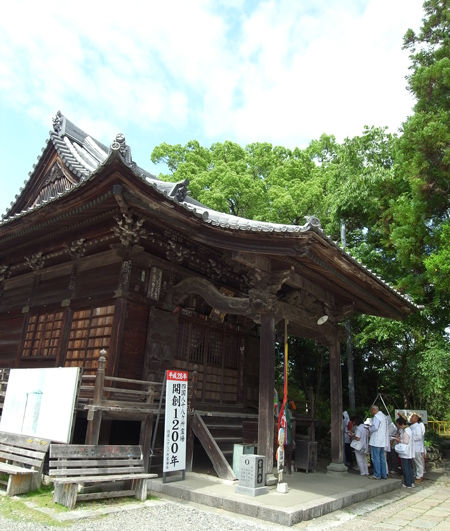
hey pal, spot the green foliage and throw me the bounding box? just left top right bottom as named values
left=424, top=429, right=443, bottom=449
left=395, top=0, right=450, bottom=302
left=424, top=219, right=450, bottom=299
left=416, top=338, right=450, bottom=417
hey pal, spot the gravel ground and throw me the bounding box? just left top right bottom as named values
left=0, top=498, right=283, bottom=531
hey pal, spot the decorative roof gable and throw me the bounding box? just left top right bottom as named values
left=31, top=161, right=77, bottom=208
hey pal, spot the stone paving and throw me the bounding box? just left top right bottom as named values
left=293, top=466, right=450, bottom=530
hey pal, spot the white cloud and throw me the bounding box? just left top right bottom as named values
left=210, top=0, right=425, bottom=146
left=0, top=0, right=424, bottom=148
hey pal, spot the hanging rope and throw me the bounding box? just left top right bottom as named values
left=277, top=319, right=289, bottom=435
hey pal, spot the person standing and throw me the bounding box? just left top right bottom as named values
left=409, top=413, right=426, bottom=483
left=385, top=415, right=399, bottom=475
left=343, top=411, right=353, bottom=467
left=350, top=416, right=369, bottom=475
left=368, top=405, right=388, bottom=479
left=394, top=416, right=415, bottom=488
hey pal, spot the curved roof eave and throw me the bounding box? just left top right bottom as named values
left=0, top=112, right=422, bottom=314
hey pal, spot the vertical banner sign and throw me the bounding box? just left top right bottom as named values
left=163, top=370, right=188, bottom=474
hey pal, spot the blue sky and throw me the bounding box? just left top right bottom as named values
left=0, top=0, right=424, bottom=216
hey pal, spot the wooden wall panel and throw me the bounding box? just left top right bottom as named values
left=117, top=301, right=149, bottom=380
left=32, top=275, right=71, bottom=306
left=145, top=308, right=178, bottom=382
left=244, top=334, right=260, bottom=407
left=75, top=263, right=121, bottom=299
left=0, top=314, right=24, bottom=368
left=0, top=278, right=33, bottom=312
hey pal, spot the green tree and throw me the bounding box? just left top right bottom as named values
left=152, top=140, right=324, bottom=224
left=355, top=0, right=450, bottom=417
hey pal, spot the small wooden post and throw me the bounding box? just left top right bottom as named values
left=139, top=385, right=155, bottom=471
left=85, top=349, right=107, bottom=445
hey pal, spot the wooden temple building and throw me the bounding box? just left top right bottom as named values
left=0, top=112, right=419, bottom=479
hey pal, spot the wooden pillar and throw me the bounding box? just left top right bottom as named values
left=257, top=312, right=275, bottom=479
left=327, top=337, right=347, bottom=473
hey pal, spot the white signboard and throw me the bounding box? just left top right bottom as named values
left=395, top=409, right=428, bottom=423
left=0, top=367, right=80, bottom=442
left=163, top=370, right=188, bottom=473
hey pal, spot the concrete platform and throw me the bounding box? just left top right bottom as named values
left=148, top=471, right=402, bottom=526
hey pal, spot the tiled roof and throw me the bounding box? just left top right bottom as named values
left=1, top=111, right=159, bottom=219
left=0, top=112, right=421, bottom=311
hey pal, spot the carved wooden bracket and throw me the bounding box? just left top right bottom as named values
left=247, top=268, right=294, bottom=315
left=172, top=277, right=251, bottom=316
left=166, top=240, right=192, bottom=263
left=113, top=213, right=147, bottom=248
left=66, top=238, right=87, bottom=259
left=24, top=252, right=45, bottom=271
left=170, top=274, right=341, bottom=343
left=171, top=270, right=298, bottom=320
left=0, top=264, right=10, bottom=296
left=0, top=264, right=10, bottom=284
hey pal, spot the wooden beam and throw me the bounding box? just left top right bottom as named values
left=172, top=277, right=250, bottom=315
left=257, top=312, right=275, bottom=480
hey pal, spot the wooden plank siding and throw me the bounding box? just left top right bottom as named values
left=0, top=314, right=24, bottom=368
left=116, top=301, right=149, bottom=380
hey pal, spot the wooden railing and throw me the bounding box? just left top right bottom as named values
left=427, top=420, right=450, bottom=436
left=78, top=374, right=164, bottom=412
left=82, top=350, right=164, bottom=445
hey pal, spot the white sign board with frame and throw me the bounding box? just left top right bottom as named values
left=395, top=409, right=428, bottom=424
left=163, top=370, right=188, bottom=477
left=0, top=367, right=80, bottom=442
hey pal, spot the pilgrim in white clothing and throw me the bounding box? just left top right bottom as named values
left=352, top=418, right=369, bottom=475
left=395, top=417, right=415, bottom=487
left=410, top=413, right=426, bottom=481
left=369, top=405, right=388, bottom=479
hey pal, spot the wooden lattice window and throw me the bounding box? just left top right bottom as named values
left=64, top=305, right=115, bottom=373
left=22, top=310, right=64, bottom=359
left=206, top=329, right=222, bottom=367
left=176, top=316, right=241, bottom=369
left=223, top=333, right=240, bottom=369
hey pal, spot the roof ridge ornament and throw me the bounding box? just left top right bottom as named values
left=169, top=179, right=189, bottom=203
left=303, top=215, right=322, bottom=230
left=111, top=133, right=136, bottom=169
left=52, top=111, right=63, bottom=133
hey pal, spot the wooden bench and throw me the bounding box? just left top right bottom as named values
left=0, top=431, right=50, bottom=495
left=49, top=444, right=157, bottom=509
